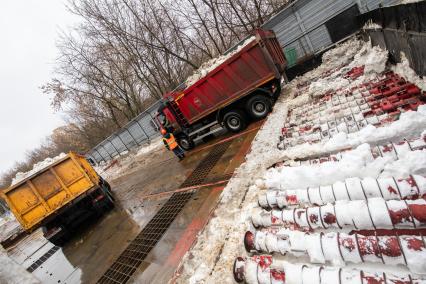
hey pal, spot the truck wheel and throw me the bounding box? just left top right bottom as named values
left=105, top=184, right=115, bottom=201
left=101, top=187, right=115, bottom=211
left=246, top=95, right=272, bottom=119
left=177, top=135, right=194, bottom=151
left=223, top=110, right=247, bottom=133
left=104, top=191, right=115, bottom=211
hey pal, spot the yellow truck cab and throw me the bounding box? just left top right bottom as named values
left=1, top=152, right=114, bottom=246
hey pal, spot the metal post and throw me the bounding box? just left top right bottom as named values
left=100, top=144, right=113, bottom=159
left=94, top=148, right=107, bottom=163
left=147, top=111, right=160, bottom=130
left=292, top=8, right=315, bottom=54
left=125, top=125, right=140, bottom=146
left=107, top=138, right=121, bottom=157
left=135, top=116, right=150, bottom=142
left=146, top=112, right=160, bottom=143
left=116, top=132, right=130, bottom=151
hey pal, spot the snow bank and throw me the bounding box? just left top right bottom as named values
left=94, top=137, right=164, bottom=181
left=135, top=138, right=163, bottom=156
left=0, top=247, right=40, bottom=283
left=290, top=38, right=363, bottom=89
left=292, top=39, right=387, bottom=105
left=399, top=0, right=423, bottom=3
left=280, top=105, right=426, bottom=161
left=363, top=20, right=382, bottom=30
left=175, top=36, right=384, bottom=284
left=11, top=153, right=67, bottom=186
left=392, top=53, right=426, bottom=91
left=0, top=212, right=23, bottom=244
left=185, top=36, right=255, bottom=87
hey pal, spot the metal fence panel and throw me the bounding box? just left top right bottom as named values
left=87, top=99, right=163, bottom=164
left=307, top=24, right=333, bottom=53
left=361, top=0, right=400, bottom=13
left=263, top=0, right=399, bottom=64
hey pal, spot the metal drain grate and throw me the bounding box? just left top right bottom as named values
left=180, top=141, right=232, bottom=188
left=97, top=141, right=232, bottom=284
left=27, top=246, right=60, bottom=273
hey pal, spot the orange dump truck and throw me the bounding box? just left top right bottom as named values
left=1, top=152, right=114, bottom=246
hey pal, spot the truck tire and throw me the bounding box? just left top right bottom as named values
left=177, top=135, right=195, bottom=151
left=246, top=95, right=272, bottom=120
left=101, top=187, right=115, bottom=211
left=223, top=110, right=247, bottom=133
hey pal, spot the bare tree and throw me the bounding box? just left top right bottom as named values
left=1, top=0, right=290, bottom=187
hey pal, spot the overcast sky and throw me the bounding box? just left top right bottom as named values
left=0, top=0, right=78, bottom=174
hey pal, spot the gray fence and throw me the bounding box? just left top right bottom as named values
left=263, top=0, right=400, bottom=66
left=86, top=100, right=163, bottom=164
left=86, top=0, right=403, bottom=165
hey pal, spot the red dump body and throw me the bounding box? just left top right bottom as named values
left=163, top=29, right=286, bottom=126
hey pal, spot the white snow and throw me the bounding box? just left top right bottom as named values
left=185, top=36, right=255, bottom=88
left=399, top=0, right=423, bottom=3
left=0, top=247, right=40, bottom=283
left=94, top=137, right=163, bottom=181
left=0, top=212, right=22, bottom=243
left=392, top=52, right=426, bottom=91
left=11, top=153, right=67, bottom=186
left=135, top=138, right=163, bottom=156
left=279, top=105, right=426, bottom=161
left=363, top=20, right=382, bottom=30
left=175, top=36, right=426, bottom=283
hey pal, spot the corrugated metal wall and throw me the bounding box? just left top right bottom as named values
left=263, top=0, right=400, bottom=62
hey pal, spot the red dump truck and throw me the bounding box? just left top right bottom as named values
left=156, top=29, right=287, bottom=150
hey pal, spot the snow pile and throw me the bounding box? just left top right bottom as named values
left=135, top=138, right=163, bottom=156
left=392, top=53, right=426, bottom=91
left=0, top=247, right=40, bottom=284
left=292, top=40, right=388, bottom=105
left=11, top=153, right=67, bottom=186
left=363, top=20, right=382, bottom=30
left=95, top=137, right=164, bottom=181
left=399, top=0, right=423, bottom=3
left=175, top=37, right=426, bottom=283
left=185, top=36, right=255, bottom=87
left=265, top=143, right=426, bottom=190
left=0, top=212, right=23, bottom=243
left=290, top=38, right=363, bottom=89
left=280, top=106, right=426, bottom=160
left=348, top=42, right=388, bottom=74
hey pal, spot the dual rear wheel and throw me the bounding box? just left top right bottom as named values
left=223, top=94, right=272, bottom=132
left=177, top=94, right=273, bottom=149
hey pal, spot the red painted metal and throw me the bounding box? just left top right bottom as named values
left=162, top=29, right=286, bottom=126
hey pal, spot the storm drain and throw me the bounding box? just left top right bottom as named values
left=27, top=246, right=60, bottom=273
left=97, top=140, right=232, bottom=284
left=180, top=141, right=232, bottom=188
